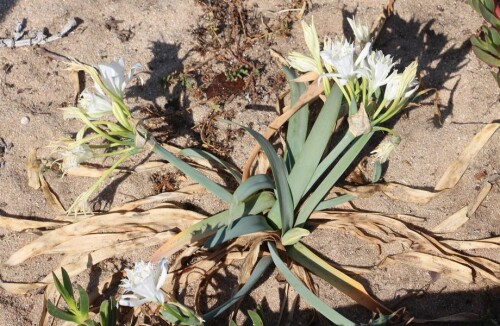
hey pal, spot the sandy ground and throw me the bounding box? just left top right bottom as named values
left=0, top=0, right=499, bottom=325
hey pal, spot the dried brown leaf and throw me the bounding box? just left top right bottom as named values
left=435, top=123, right=499, bottom=191
left=441, top=237, right=500, bottom=250
left=0, top=216, right=67, bottom=232
left=26, top=148, right=41, bottom=189
left=39, top=174, right=66, bottom=213
left=6, top=207, right=205, bottom=266
left=432, top=207, right=468, bottom=234
left=381, top=252, right=474, bottom=284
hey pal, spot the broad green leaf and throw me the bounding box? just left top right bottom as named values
left=180, top=148, right=242, bottom=184
left=283, top=65, right=309, bottom=171
left=482, top=0, right=496, bottom=13
left=202, top=256, right=273, bottom=321
left=281, top=227, right=310, bottom=246
left=473, top=45, right=500, bottom=67
left=286, top=84, right=343, bottom=206
left=233, top=174, right=275, bottom=203
left=305, top=132, right=356, bottom=193
left=288, top=242, right=391, bottom=314
left=47, top=300, right=80, bottom=323
left=471, top=35, right=500, bottom=58
left=153, top=143, right=232, bottom=203
left=152, top=192, right=275, bottom=261
left=229, top=321, right=238, bottom=326
left=77, top=285, right=89, bottom=317
left=267, top=242, right=355, bottom=326
left=296, top=132, right=374, bottom=227
left=248, top=309, right=264, bottom=326
left=234, top=123, right=294, bottom=234
left=315, top=194, right=355, bottom=211
left=204, top=215, right=273, bottom=248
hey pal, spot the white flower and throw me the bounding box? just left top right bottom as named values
left=61, top=144, right=93, bottom=170
left=119, top=259, right=168, bottom=307
left=79, top=88, right=113, bottom=119
left=384, top=61, right=419, bottom=102
left=320, top=39, right=371, bottom=85
left=347, top=16, right=370, bottom=45
left=371, top=136, right=400, bottom=163
left=301, top=19, right=321, bottom=62
left=287, top=19, right=322, bottom=74
left=363, top=50, right=395, bottom=93
left=98, top=58, right=141, bottom=98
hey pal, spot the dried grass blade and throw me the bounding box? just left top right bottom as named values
left=0, top=216, right=68, bottom=232
left=39, top=174, right=66, bottom=213
left=0, top=280, right=47, bottom=294
left=242, top=81, right=324, bottom=180
left=432, top=207, right=469, bottom=234
left=381, top=252, right=474, bottom=283
left=441, top=237, right=500, bottom=250
left=435, top=123, right=499, bottom=191
left=467, top=181, right=492, bottom=216
left=6, top=207, right=205, bottom=266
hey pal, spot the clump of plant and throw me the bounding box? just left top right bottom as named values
left=44, top=15, right=423, bottom=325
left=468, top=0, right=500, bottom=86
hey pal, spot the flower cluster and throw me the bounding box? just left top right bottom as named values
left=288, top=16, right=419, bottom=126
left=55, top=59, right=142, bottom=214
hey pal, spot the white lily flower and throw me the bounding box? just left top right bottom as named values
left=363, top=50, right=395, bottom=93
left=119, top=259, right=168, bottom=307
left=371, top=136, right=400, bottom=163
left=98, top=58, right=141, bottom=98
left=320, top=39, right=371, bottom=85
left=79, top=88, right=113, bottom=119
left=287, top=19, right=323, bottom=74
left=61, top=144, right=94, bottom=171
left=301, top=19, right=321, bottom=62
left=384, top=61, right=419, bottom=102
left=347, top=16, right=370, bottom=45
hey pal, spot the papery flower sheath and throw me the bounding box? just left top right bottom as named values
left=119, top=259, right=168, bottom=307
left=61, top=144, right=94, bottom=171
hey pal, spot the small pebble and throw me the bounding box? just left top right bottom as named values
left=20, top=116, right=30, bottom=125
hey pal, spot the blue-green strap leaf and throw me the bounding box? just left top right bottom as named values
left=180, top=148, right=242, bottom=184
left=296, top=132, right=374, bottom=227
left=202, top=256, right=273, bottom=321
left=233, top=174, right=275, bottom=203
left=315, top=194, right=355, bottom=211
left=283, top=65, right=309, bottom=171
left=153, top=143, right=233, bottom=203
left=204, top=215, right=273, bottom=248
left=267, top=242, right=355, bottom=326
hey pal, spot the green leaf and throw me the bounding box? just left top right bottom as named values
left=233, top=174, right=275, bottom=203
left=281, top=227, right=310, bottom=246
left=229, top=320, right=238, bottom=326
left=283, top=65, right=309, bottom=171
left=267, top=242, right=355, bottom=326
left=315, top=194, right=355, bottom=211
left=204, top=215, right=273, bottom=248
left=180, top=148, right=242, bottom=184
left=61, top=267, right=74, bottom=301
left=473, top=45, right=500, bottom=67
left=52, top=270, right=77, bottom=313
left=202, top=256, right=273, bottom=321
left=372, top=161, right=382, bottom=183
left=232, top=122, right=294, bottom=234
left=296, top=132, right=374, bottom=227
left=248, top=309, right=264, bottom=326
left=77, top=285, right=89, bottom=318
left=288, top=242, right=391, bottom=314
left=305, top=132, right=356, bottom=193
left=478, top=1, right=500, bottom=27
left=152, top=191, right=276, bottom=260
left=47, top=300, right=80, bottom=323
left=286, top=84, right=343, bottom=206
left=153, top=143, right=233, bottom=203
